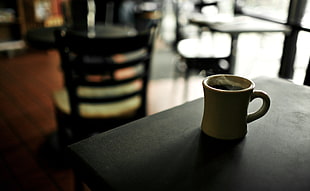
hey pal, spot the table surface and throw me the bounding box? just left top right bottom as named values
left=190, top=15, right=291, bottom=34
left=69, top=77, right=310, bottom=191
left=25, top=24, right=137, bottom=50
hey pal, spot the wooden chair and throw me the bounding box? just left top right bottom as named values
left=173, top=0, right=232, bottom=99
left=173, top=0, right=219, bottom=46
left=53, top=27, right=156, bottom=146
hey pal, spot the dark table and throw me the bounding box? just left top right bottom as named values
left=25, top=25, right=137, bottom=50
left=189, top=15, right=291, bottom=73
left=25, top=26, right=65, bottom=50
left=69, top=77, right=310, bottom=191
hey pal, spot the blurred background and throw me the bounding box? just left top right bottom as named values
left=1, top=0, right=310, bottom=190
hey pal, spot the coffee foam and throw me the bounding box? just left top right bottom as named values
left=210, top=76, right=242, bottom=87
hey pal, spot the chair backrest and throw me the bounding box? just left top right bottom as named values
left=54, top=26, right=155, bottom=123
left=172, top=0, right=220, bottom=48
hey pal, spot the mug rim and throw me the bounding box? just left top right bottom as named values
left=203, top=74, right=255, bottom=93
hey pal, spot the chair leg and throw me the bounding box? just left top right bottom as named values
left=173, top=56, right=190, bottom=101
left=73, top=170, right=85, bottom=191
left=173, top=55, right=185, bottom=80
left=183, top=68, right=191, bottom=101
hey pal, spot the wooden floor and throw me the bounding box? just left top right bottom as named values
left=0, top=49, right=203, bottom=191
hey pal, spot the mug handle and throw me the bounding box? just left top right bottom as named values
left=247, top=90, right=271, bottom=123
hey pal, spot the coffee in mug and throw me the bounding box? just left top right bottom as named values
left=201, top=74, right=270, bottom=140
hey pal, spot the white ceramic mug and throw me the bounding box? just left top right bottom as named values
left=201, top=74, right=270, bottom=140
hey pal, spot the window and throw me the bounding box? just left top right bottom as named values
left=236, top=0, right=290, bottom=23
left=301, top=1, right=310, bottom=28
